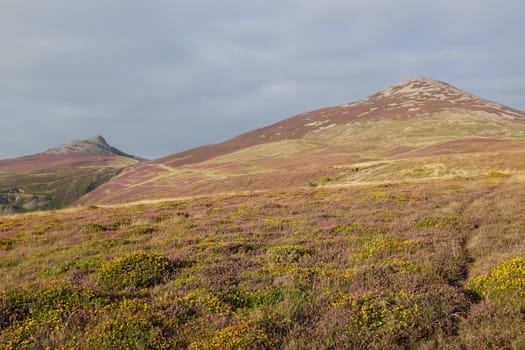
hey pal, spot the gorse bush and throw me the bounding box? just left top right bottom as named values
left=469, top=256, right=525, bottom=305
left=85, top=317, right=157, bottom=349
left=97, top=251, right=178, bottom=291
left=354, top=236, right=413, bottom=261
left=190, top=321, right=273, bottom=350
left=328, top=292, right=423, bottom=338
left=0, top=284, right=106, bottom=329
left=0, top=284, right=109, bottom=349
left=83, top=299, right=173, bottom=350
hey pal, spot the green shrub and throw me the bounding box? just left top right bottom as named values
left=84, top=316, right=161, bottom=349
left=267, top=245, right=314, bottom=264
left=414, top=215, right=461, bottom=230
left=469, top=257, right=525, bottom=305
left=0, top=284, right=109, bottom=349
left=0, top=284, right=106, bottom=330
left=189, top=321, right=272, bottom=350
left=57, top=255, right=103, bottom=274
left=96, top=251, right=178, bottom=291
left=248, top=287, right=305, bottom=308
left=354, top=236, right=412, bottom=261
left=79, top=298, right=174, bottom=349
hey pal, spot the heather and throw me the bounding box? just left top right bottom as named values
left=0, top=177, right=523, bottom=349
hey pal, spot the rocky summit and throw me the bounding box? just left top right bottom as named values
left=43, top=135, right=139, bottom=159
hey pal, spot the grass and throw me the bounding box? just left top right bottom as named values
left=79, top=110, right=525, bottom=206
left=0, top=156, right=137, bottom=213
left=305, top=111, right=525, bottom=147
left=0, top=176, right=523, bottom=348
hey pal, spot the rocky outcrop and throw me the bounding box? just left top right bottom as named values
left=43, top=135, right=139, bottom=159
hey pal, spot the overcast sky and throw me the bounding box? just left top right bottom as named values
left=1, top=0, right=524, bottom=160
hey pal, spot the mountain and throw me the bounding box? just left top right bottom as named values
left=78, top=77, right=525, bottom=205
left=0, top=136, right=141, bottom=214
left=44, top=135, right=140, bottom=159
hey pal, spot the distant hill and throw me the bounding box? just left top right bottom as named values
left=0, top=136, right=141, bottom=214
left=78, top=77, right=525, bottom=205
left=43, top=135, right=140, bottom=159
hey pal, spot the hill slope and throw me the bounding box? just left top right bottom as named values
left=1, top=176, right=523, bottom=348
left=79, top=77, right=525, bottom=205
left=0, top=136, right=141, bottom=214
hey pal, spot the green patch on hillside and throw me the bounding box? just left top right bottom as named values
left=0, top=157, right=137, bottom=214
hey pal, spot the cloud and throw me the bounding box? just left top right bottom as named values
left=1, top=0, right=524, bottom=159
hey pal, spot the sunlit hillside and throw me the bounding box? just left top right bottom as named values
left=78, top=78, right=525, bottom=206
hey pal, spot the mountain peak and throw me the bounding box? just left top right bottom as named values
left=372, top=77, right=471, bottom=101
left=395, top=76, right=447, bottom=85
left=86, top=135, right=109, bottom=146
left=44, top=135, right=138, bottom=159
left=353, top=76, right=525, bottom=122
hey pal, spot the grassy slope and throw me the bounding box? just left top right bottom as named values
left=79, top=111, right=525, bottom=205
left=1, top=176, right=523, bottom=349
left=0, top=156, right=138, bottom=213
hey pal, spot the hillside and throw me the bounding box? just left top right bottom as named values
left=1, top=176, right=523, bottom=348
left=78, top=77, right=525, bottom=205
left=0, top=136, right=140, bottom=214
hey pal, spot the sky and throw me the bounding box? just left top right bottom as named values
left=1, top=0, right=524, bottom=160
